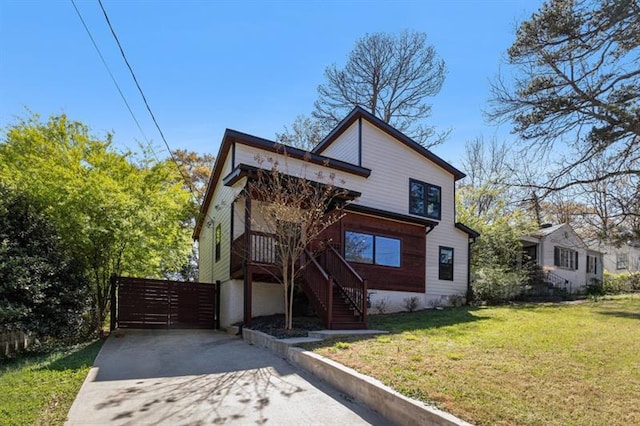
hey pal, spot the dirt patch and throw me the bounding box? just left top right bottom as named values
left=248, top=314, right=324, bottom=339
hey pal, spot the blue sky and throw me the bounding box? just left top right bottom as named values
left=0, top=0, right=543, bottom=168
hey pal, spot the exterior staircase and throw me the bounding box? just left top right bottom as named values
left=299, top=246, right=367, bottom=330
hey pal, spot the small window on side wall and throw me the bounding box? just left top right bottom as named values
left=409, top=179, right=441, bottom=220
left=439, top=246, right=454, bottom=281
left=215, top=224, right=222, bottom=262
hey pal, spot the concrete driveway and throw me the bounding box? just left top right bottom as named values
left=66, top=330, right=387, bottom=425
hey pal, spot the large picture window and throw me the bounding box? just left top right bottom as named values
left=345, top=231, right=400, bottom=267
left=409, top=179, right=441, bottom=220
left=554, top=246, right=578, bottom=270
left=439, top=246, right=454, bottom=281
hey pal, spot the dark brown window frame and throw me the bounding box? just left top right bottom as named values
left=344, top=230, right=402, bottom=268
left=439, top=246, right=454, bottom=281
left=409, top=178, right=442, bottom=220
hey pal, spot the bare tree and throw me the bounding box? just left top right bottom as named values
left=489, top=0, right=640, bottom=193
left=459, top=137, right=515, bottom=217
left=313, top=30, right=449, bottom=148
left=275, top=115, right=324, bottom=151
left=247, top=150, right=348, bottom=329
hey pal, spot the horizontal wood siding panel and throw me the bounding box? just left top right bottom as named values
left=320, top=121, right=359, bottom=165
left=425, top=227, right=469, bottom=298
left=323, top=212, right=426, bottom=292
left=355, top=121, right=455, bottom=221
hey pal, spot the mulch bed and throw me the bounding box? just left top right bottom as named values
left=247, top=314, right=324, bottom=339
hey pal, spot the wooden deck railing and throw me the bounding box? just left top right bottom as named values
left=300, top=248, right=333, bottom=326
left=232, top=232, right=278, bottom=271
left=320, top=244, right=367, bottom=322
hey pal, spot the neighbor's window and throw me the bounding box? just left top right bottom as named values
left=554, top=246, right=578, bottom=270
left=439, top=246, right=454, bottom=281
left=409, top=179, right=441, bottom=220
left=616, top=253, right=629, bottom=270
left=215, top=224, right=222, bottom=262
left=586, top=255, right=598, bottom=274
left=344, top=231, right=400, bottom=267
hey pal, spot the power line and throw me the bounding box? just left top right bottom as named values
left=69, top=0, right=159, bottom=161
left=97, top=0, right=195, bottom=196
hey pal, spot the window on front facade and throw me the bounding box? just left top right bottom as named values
left=439, top=246, right=454, bottom=281
left=586, top=255, right=598, bottom=274
left=215, top=224, right=222, bottom=262
left=409, top=179, right=441, bottom=220
left=344, top=231, right=400, bottom=267
left=554, top=246, right=578, bottom=270
left=616, top=253, right=629, bottom=270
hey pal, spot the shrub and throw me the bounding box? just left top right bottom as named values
left=0, top=186, right=89, bottom=339
left=402, top=296, right=420, bottom=312
left=603, top=271, right=640, bottom=294
left=372, top=297, right=390, bottom=314
left=472, top=266, right=527, bottom=304
left=586, top=278, right=605, bottom=300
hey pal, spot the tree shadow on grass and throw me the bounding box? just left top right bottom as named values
left=597, top=310, right=640, bottom=320
left=41, top=339, right=104, bottom=371
left=367, top=306, right=488, bottom=334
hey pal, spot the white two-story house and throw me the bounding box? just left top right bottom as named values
left=194, top=107, right=478, bottom=329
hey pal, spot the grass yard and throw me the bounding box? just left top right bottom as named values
left=0, top=339, right=103, bottom=425
left=307, top=295, right=640, bottom=425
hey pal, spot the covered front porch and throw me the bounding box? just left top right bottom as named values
left=225, top=163, right=368, bottom=330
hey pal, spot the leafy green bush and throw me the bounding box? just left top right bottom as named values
left=603, top=271, right=640, bottom=294
left=472, top=266, right=528, bottom=304
left=0, top=186, right=89, bottom=339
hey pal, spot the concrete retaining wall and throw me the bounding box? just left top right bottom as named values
left=238, top=327, right=472, bottom=426
left=288, top=348, right=472, bottom=426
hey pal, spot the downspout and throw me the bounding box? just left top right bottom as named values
left=466, top=237, right=476, bottom=304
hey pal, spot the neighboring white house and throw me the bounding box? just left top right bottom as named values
left=588, top=240, right=640, bottom=274
left=194, top=107, right=478, bottom=329
left=521, top=223, right=604, bottom=293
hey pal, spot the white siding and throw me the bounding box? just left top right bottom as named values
left=320, top=121, right=360, bottom=165
left=198, top=152, right=244, bottom=284
left=601, top=244, right=640, bottom=274
left=357, top=121, right=469, bottom=301
left=234, top=143, right=367, bottom=190
left=540, top=225, right=589, bottom=292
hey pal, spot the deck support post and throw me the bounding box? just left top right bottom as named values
left=243, top=191, right=253, bottom=327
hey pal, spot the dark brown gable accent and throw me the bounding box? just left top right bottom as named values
left=194, top=129, right=371, bottom=240
left=312, top=106, right=466, bottom=181
left=322, top=212, right=426, bottom=293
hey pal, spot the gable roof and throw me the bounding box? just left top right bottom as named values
left=312, top=106, right=466, bottom=181
left=532, top=223, right=567, bottom=238
left=193, top=129, right=371, bottom=240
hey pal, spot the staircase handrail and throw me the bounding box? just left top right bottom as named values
left=300, top=248, right=333, bottom=325
left=322, top=244, right=367, bottom=320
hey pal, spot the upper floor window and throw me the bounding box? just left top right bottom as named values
left=554, top=246, right=578, bottom=270
left=616, top=253, right=629, bottom=270
left=439, top=246, right=454, bottom=281
left=344, top=231, right=401, bottom=267
left=586, top=255, right=598, bottom=274
left=409, top=179, right=441, bottom=220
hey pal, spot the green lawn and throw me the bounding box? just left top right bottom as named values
left=0, top=340, right=103, bottom=426
left=308, top=295, right=640, bottom=425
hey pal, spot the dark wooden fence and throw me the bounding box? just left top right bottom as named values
left=112, top=277, right=218, bottom=330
